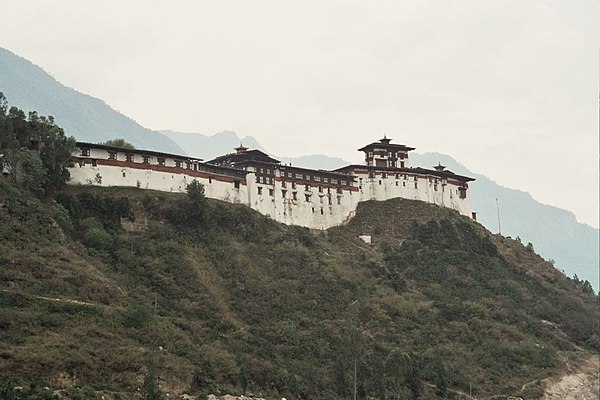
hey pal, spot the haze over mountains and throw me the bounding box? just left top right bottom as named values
left=1, top=46, right=597, bottom=290
left=0, top=48, right=183, bottom=154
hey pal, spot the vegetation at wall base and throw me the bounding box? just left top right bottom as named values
left=0, top=177, right=597, bottom=399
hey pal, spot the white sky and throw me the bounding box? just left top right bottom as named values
left=1, top=0, right=598, bottom=228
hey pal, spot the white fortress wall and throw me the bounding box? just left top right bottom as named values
left=246, top=167, right=360, bottom=229
left=68, top=142, right=473, bottom=230
left=69, top=147, right=248, bottom=204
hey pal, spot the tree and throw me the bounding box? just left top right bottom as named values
left=99, top=138, right=135, bottom=149
left=526, top=242, right=535, bottom=252
left=238, top=364, right=249, bottom=395
left=433, top=354, right=448, bottom=398
left=186, top=179, right=207, bottom=221
left=0, top=93, right=75, bottom=194
left=142, top=368, right=164, bottom=400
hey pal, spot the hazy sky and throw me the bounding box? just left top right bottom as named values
left=1, top=0, right=598, bottom=227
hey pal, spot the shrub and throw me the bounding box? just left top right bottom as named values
left=83, top=226, right=113, bottom=250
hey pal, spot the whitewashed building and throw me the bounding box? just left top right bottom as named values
left=68, top=137, right=474, bottom=229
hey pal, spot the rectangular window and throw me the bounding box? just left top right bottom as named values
left=269, top=188, right=274, bottom=196
left=403, top=181, right=406, bottom=187
left=292, top=182, right=297, bottom=189
left=401, top=162, right=405, bottom=168
left=80, top=149, right=90, bottom=156
left=108, top=151, right=117, bottom=160
left=305, top=194, right=311, bottom=202
left=305, top=184, right=310, bottom=191
left=292, top=192, right=297, bottom=200
left=328, top=195, right=332, bottom=205
left=434, top=184, right=438, bottom=191
left=281, top=181, right=287, bottom=188
left=318, top=186, right=323, bottom=193
left=282, top=190, right=287, bottom=198
left=266, top=169, right=270, bottom=174
left=381, top=173, right=387, bottom=179
left=414, top=182, right=418, bottom=189
left=337, top=196, right=341, bottom=205
left=157, top=157, right=165, bottom=166
left=314, top=176, right=321, bottom=182
left=79, top=159, right=85, bottom=167
left=234, top=180, right=240, bottom=189
left=91, top=159, right=97, bottom=167
left=257, top=187, right=263, bottom=195
left=126, top=154, right=134, bottom=162
left=295, top=173, right=303, bottom=179
left=175, top=160, right=182, bottom=168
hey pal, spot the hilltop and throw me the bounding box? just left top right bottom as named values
left=411, top=153, right=599, bottom=292
left=0, top=179, right=597, bottom=399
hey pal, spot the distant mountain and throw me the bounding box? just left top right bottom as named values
left=411, top=152, right=599, bottom=291
left=160, top=129, right=266, bottom=160
left=162, top=129, right=348, bottom=169
left=0, top=47, right=183, bottom=153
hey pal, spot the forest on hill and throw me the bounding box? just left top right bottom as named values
left=0, top=176, right=597, bottom=399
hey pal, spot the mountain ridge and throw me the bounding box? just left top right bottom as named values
left=0, top=47, right=183, bottom=154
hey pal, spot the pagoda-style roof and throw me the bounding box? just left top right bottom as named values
left=207, top=148, right=280, bottom=167
left=358, top=136, right=416, bottom=152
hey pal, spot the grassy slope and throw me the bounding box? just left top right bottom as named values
left=0, top=181, right=597, bottom=399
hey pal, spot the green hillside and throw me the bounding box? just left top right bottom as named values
left=411, top=152, right=600, bottom=293
left=0, top=180, right=597, bottom=400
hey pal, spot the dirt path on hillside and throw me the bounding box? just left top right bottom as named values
left=542, top=355, right=599, bottom=400
left=1, top=288, right=98, bottom=307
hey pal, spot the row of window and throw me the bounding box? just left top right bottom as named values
left=257, top=187, right=344, bottom=205
left=367, top=150, right=407, bottom=159
left=280, top=172, right=349, bottom=186
left=257, top=176, right=273, bottom=184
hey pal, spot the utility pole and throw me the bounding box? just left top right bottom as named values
left=496, top=198, right=502, bottom=235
